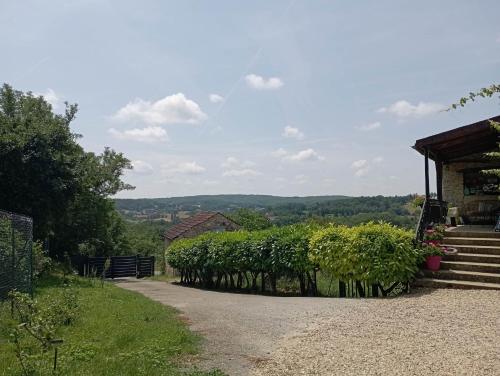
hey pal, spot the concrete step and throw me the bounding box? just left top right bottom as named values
left=445, top=230, right=499, bottom=239
left=441, top=244, right=500, bottom=256
left=444, top=253, right=500, bottom=264
left=442, top=237, right=500, bottom=247
left=423, top=269, right=500, bottom=284
left=440, top=261, right=500, bottom=273
left=414, top=278, right=500, bottom=290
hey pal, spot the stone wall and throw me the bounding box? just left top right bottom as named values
left=442, top=161, right=499, bottom=220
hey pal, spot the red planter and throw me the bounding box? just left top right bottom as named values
left=426, top=255, right=442, bottom=271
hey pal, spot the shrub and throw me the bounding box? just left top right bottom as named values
left=310, top=222, right=423, bottom=286
left=166, top=221, right=424, bottom=297
left=165, top=225, right=320, bottom=295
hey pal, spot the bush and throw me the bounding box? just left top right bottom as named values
left=310, top=222, right=423, bottom=286
left=166, top=222, right=424, bottom=297
left=166, top=224, right=319, bottom=295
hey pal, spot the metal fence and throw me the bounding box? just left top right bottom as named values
left=0, top=210, right=33, bottom=300
left=82, top=255, right=155, bottom=279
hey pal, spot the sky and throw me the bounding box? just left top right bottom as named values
left=1, top=1, right=499, bottom=198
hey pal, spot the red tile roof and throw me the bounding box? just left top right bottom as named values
left=164, top=212, right=223, bottom=240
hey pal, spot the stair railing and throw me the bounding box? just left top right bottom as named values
left=415, top=198, right=448, bottom=243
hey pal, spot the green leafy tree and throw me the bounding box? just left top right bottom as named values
left=0, top=83, right=133, bottom=259
left=228, top=208, right=272, bottom=230
left=451, top=84, right=500, bottom=177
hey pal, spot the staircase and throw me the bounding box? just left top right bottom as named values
left=415, top=228, right=500, bottom=290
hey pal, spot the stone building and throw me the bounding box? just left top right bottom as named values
left=413, top=115, right=499, bottom=224
left=164, top=211, right=240, bottom=247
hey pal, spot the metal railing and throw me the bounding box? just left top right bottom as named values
left=0, top=210, right=33, bottom=300
left=415, top=198, right=448, bottom=242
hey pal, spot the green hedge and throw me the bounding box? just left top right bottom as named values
left=166, top=224, right=318, bottom=295
left=309, top=222, right=422, bottom=285
left=166, top=222, right=424, bottom=296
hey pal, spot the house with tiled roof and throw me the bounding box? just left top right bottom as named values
left=164, top=211, right=240, bottom=247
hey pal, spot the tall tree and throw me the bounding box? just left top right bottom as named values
left=0, top=84, right=133, bottom=258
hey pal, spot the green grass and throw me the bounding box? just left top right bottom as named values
left=0, top=275, right=224, bottom=376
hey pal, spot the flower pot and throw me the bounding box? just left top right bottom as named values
left=426, top=255, right=442, bottom=271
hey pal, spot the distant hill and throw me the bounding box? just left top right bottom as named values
left=114, top=194, right=350, bottom=212
left=114, top=194, right=419, bottom=229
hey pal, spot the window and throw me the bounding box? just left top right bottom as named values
left=463, top=170, right=499, bottom=196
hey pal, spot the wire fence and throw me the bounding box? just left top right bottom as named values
left=0, top=210, right=33, bottom=300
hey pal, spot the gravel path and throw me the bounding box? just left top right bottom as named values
left=116, top=280, right=499, bottom=376
left=252, top=289, right=500, bottom=376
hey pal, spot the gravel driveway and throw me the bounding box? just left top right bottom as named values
left=116, top=279, right=499, bottom=376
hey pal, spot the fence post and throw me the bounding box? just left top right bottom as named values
left=135, top=255, right=139, bottom=278
left=11, top=221, right=16, bottom=295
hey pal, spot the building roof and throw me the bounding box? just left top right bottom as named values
left=164, top=211, right=232, bottom=241
left=413, top=115, right=500, bottom=162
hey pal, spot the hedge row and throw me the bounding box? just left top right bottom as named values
left=165, top=222, right=424, bottom=296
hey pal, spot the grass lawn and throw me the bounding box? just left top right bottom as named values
left=0, top=275, right=223, bottom=376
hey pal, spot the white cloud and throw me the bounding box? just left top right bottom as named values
left=273, top=148, right=324, bottom=162
left=209, top=93, right=224, bottom=103
left=162, top=161, right=206, bottom=175
left=377, top=100, right=445, bottom=118
left=285, top=148, right=324, bottom=162
left=356, top=121, right=381, bottom=131
left=131, top=160, right=154, bottom=175
left=222, top=169, right=262, bottom=177
left=35, top=88, right=61, bottom=109
left=174, top=161, right=206, bottom=174
left=245, top=74, right=284, bottom=90
left=271, top=148, right=288, bottom=158
left=354, top=168, right=369, bottom=177
left=108, top=126, right=169, bottom=143
left=351, top=157, right=382, bottom=177
left=221, top=156, right=255, bottom=169
left=112, top=93, right=207, bottom=125
left=285, top=148, right=325, bottom=162
left=282, top=126, right=304, bottom=140
left=351, top=159, right=368, bottom=169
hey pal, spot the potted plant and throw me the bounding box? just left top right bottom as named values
left=422, top=243, right=444, bottom=271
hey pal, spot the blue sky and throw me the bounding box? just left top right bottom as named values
left=1, top=0, right=499, bottom=198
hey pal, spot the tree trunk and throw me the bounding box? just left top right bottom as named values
left=339, top=281, right=346, bottom=297
left=251, top=273, right=258, bottom=291
left=270, top=273, right=277, bottom=295
left=244, top=272, right=250, bottom=289
left=356, top=281, right=365, bottom=297
left=215, top=272, right=222, bottom=288
left=235, top=273, right=241, bottom=289
left=298, top=274, right=306, bottom=296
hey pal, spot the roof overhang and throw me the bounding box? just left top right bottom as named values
left=413, top=115, right=500, bottom=162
